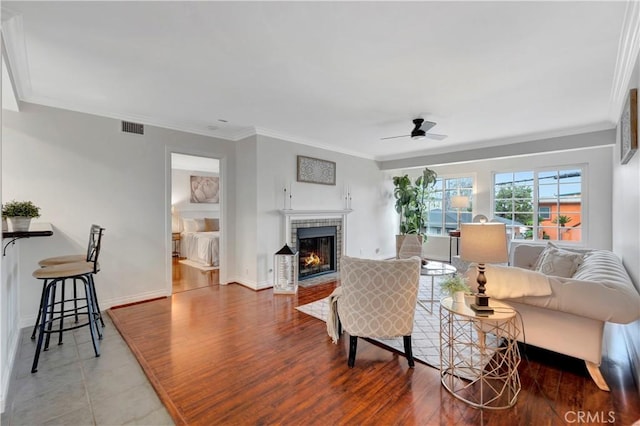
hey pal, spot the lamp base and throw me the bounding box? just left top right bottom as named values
left=470, top=303, right=494, bottom=315
left=475, top=293, right=490, bottom=306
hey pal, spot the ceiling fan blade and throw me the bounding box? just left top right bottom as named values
left=380, top=134, right=410, bottom=140
left=425, top=133, right=448, bottom=140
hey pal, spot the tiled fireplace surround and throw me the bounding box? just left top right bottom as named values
left=281, top=209, right=351, bottom=280
left=290, top=218, right=343, bottom=277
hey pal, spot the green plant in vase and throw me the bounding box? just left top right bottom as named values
left=440, top=275, right=471, bottom=303
left=2, top=200, right=41, bottom=232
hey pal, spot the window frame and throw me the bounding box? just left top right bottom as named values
left=491, top=164, right=587, bottom=244
left=425, top=174, right=476, bottom=237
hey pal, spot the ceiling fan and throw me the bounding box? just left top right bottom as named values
left=381, top=118, right=447, bottom=141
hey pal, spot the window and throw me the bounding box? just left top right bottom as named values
left=493, top=167, right=583, bottom=242
left=426, top=176, right=474, bottom=236
left=539, top=206, right=551, bottom=220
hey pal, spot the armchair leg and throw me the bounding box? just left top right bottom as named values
left=348, top=336, right=358, bottom=368
left=403, top=335, right=415, bottom=368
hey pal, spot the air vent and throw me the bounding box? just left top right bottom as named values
left=121, top=121, right=144, bottom=135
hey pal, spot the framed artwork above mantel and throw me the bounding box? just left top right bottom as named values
left=620, top=88, right=637, bottom=165
left=296, top=155, right=336, bottom=185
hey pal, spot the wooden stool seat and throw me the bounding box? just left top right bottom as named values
left=38, top=254, right=86, bottom=267
left=33, top=261, right=99, bottom=280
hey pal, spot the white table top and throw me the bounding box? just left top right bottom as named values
left=421, top=260, right=457, bottom=277
left=440, top=296, right=516, bottom=321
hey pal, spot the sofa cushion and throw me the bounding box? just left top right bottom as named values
left=534, top=247, right=583, bottom=277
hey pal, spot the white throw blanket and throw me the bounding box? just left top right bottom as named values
left=326, top=287, right=342, bottom=344
left=475, top=264, right=552, bottom=299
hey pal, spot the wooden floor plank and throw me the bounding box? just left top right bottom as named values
left=108, top=261, right=640, bottom=425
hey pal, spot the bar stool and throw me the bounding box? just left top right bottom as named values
left=31, top=260, right=102, bottom=373
left=31, top=225, right=105, bottom=340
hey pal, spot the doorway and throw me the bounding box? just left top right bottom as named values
left=170, top=153, right=221, bottom=293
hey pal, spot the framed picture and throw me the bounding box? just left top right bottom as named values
left=190, top=175, right=219, bottom=203
left=620, top=88, right=637, bottom=165
left=297, top=155, right=336, bottom=185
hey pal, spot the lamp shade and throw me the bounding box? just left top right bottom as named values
left=451, top=195, right=469, bottom=209
left=460, top=223, right=508, bottom=264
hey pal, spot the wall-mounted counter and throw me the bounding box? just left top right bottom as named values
left=3, top=222, right=53, bottom=256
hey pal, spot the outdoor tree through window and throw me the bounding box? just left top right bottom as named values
left=493, top=168, right=583, bottom=242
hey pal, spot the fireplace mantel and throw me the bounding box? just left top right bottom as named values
left=280, top=209, right=352, bottom=254
left=279, top=209, right=353, bottom=217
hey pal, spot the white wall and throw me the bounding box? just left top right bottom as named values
left=612, top=51, right=640, bottom=392
left=234, top=136, right=259, bottom=287
left=2, top=102, right=236, bottom=329
left=250, top=134, right=396, bottom=289
left=171, top=168, right=220, bottom=219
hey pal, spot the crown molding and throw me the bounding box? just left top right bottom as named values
left=1, top=8, right=31, bottom=100
left=609, top=0, right=640, bottom=122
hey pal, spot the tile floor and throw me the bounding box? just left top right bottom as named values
left=1, top=314, right=174, bottom=425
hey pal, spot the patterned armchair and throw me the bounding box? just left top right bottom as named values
left=329, top=255, right=421, bottom=368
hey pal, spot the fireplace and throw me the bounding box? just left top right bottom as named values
left=297, top=226, right=337, bottom=280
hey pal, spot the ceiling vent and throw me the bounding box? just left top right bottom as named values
left=121, top=121, right=144, bottom=135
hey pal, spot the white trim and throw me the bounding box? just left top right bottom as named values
left=0, top=323, right=20, bottom=413
left=609, top=0, right=640, bottom=123
left=1, top=9, right=31, bottom=100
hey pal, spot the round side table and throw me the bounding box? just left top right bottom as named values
left=419, top=261, right=457, bottom=313
left=439, top=296, right=521, bottom=409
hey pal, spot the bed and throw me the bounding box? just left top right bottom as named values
left=180, top=217, right=220, bottom=267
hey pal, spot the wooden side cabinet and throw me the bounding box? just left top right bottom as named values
left=172, top=233, right=181, bottom=258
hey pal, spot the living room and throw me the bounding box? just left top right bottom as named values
left=1, top=1, right=639, bottom=422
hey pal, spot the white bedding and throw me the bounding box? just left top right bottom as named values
left=181, top=231, right=220, bottom=267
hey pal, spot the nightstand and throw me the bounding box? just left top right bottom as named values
left=172, top=233, right=181, bottom=258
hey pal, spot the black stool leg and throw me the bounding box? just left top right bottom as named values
left=30, top=279, right=48, bottom=340
left=82, top=275, right=100, bottom=357
left=86, top=275, right=103, bottom=339
left=89, top=275, right=105, bottom=328
left=57, top=279, right=66, bottom=346
left=32, top=279, right=56, bottom=373
left=44, top=280, right=58, bottom=351
left=73, top=278, right=79, bottom=323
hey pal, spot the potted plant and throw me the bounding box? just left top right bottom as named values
left=2, top=200, right=41, bottom=232
left=440, top=275, right=471, bottom=303
left=392, top=167, right=437, bottom=254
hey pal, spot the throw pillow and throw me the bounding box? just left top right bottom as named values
left=204, top=218, right=219, bottom=232
left=183, top=218, right=198, bottom=232
left=534, top=247, right=583, bottom=278
left=183, top=218, right=206, bottom=232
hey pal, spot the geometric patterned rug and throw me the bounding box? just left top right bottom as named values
left=296, top=275, right=445, bottom=369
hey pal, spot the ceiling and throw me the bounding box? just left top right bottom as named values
left=2, top=1, right=638, bottom=162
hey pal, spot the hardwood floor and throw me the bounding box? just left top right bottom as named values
left=109, top=271, right=640, bottom=425
left=172, top=257, right=219, bottom=293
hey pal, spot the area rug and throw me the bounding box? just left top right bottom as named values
left=179, top=259, right=219, bottom=271
left=296, top=276, right=498, bottom=371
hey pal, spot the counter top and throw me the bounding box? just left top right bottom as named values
left=3, top=222, right=54, bottom=239
left=3, top=222, right=53, bottom=255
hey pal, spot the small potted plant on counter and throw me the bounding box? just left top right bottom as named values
left=2, top=200, right=41, bottom=232
left=440, top=274, right=471, bottom=304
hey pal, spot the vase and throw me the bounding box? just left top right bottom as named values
left=453, top=291, right=466, bottom=304
left=8, top=217, right=32, bottom=232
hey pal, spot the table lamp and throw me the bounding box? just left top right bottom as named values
left=460, top=222, right=508, bottom=314
left=451, top=195, right=469, bottom=231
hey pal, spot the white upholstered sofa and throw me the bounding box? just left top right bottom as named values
left=465, top=243, right=640, bottom=391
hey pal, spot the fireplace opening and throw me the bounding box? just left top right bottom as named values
left=297, top=226, right=337, bottom=280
